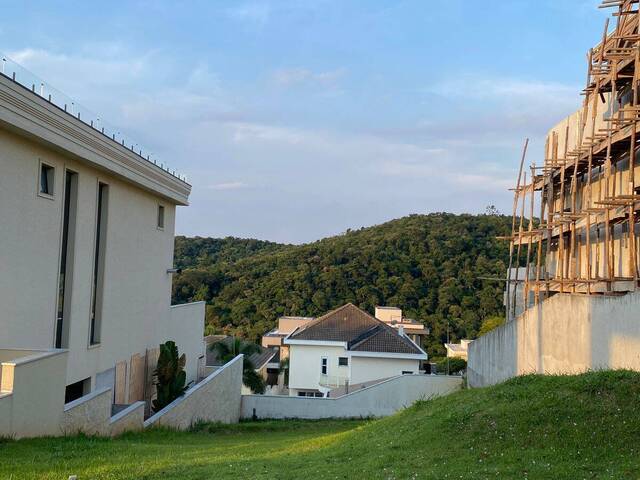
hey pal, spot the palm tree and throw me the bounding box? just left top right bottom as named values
left=211, top=337, right=266, bottom=394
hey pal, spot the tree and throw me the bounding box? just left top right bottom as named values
left=211, top=338, right=266, bottom=394
left=478, top=316, right=506, bottom=336
left=153, top=341, right=188, bottom=412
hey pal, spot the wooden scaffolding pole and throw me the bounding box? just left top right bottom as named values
left=505, top=138, right=529, bottom=320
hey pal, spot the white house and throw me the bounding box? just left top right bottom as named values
left=284, top=303, right=428, bottom=397
left=0, top=64, right=205, bottom=436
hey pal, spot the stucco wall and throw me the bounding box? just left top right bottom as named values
left=350, top=356, right=421, bottom=384
left=241, top=374, right=462, bottom=420
left=61, top=387, right=112, bottom=436
left=144, top=354, right=243, bottom=430
left=0, top=124, right=204, bottom=398
left=168, top=302, right=205, bottom=385
left=288, top=344, right=346, bottom=392
left=0, top=349, right=67, bottom=438
left=468, top=290, right=640, bottom=387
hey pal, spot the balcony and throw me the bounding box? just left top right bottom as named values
left=319, top=374, right=349, bottom=388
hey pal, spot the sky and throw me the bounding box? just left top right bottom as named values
left=0, top=0, right=609, bottom=243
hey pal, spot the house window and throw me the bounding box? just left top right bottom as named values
left=55, top=170, right=78, bottom=349
left=402, top=371, right=414, bottom=375
left=338, top=357, right=349, bottom=366
left=39, top=162, right=55, bottom=197
left=157, top=204, right=165, bottom=229
left=321, top=357, right=328, bottom=375
left=90, top=182, right=109, bottom=345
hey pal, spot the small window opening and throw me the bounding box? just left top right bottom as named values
left=157, top=205, right=165, bottom=229
left=39, top=163, right=55, bottom=196
left=338, top=357, right=349, bottom=366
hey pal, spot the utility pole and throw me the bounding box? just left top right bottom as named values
left=446, top=321, right=450, bottom=376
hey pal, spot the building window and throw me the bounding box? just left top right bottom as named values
left=157, top=204, right=165, bottom=229
left=321, top=357, right=328, bottom=375
left=90, top=182, right=109, bottom=345
left=402, top=371, right=414, bottom=375
left=338, top=357, right=349, bottom=366
left=39, top=162, right=55, bottom=197
left=55, top=171, right=78, bottom=349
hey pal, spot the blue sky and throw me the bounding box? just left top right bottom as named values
left=1, top=0, right=606, bottom=243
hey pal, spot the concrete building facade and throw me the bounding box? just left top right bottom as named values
left=0, top=67, right=205, bottom=436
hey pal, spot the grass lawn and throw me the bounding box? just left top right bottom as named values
left=2, top=371, right=640, bottom=479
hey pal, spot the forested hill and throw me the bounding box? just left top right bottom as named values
left=172, top=213, right=511, bottom=356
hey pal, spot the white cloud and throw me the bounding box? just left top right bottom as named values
left=208, top=182, right=249, bottom=191
left=271, top=67, right=346, bottom=88
left=428, top=76, right=579, bottom=106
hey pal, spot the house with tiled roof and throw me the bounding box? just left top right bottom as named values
left=283, top=303, right=428, bottom=397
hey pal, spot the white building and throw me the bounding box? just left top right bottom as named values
left=284, top=303, right=427, bottom=397
left=0, top=67, right=205, bottom=436
left=374, top=306, right=430, bottom=347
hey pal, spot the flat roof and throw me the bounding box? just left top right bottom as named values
left=0, top=69, right=191, bottom=205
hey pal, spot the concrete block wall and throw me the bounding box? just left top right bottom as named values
left=241, top=374, right=462, bottom=420
left=144, top=354, right=243, bottom=430
left=468, top=290, right=640, bottom=387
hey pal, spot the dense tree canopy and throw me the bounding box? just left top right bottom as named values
left=172, top=213, right=511, bottom=357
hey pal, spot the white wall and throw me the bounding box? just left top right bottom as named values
left=168, top=302, right=205, bottom=385
left=0, top=126, right=203, bottom=391
left=145, top=354, right=243, bottom=429
left=350, top=356, right=421, bottom=384
left=288, top=344, right=346, bottom=392
left=0, top=349, right=68, bottom=438
left=241, top=374, right=462, bottom=420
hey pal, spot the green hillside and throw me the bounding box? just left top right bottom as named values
left=3, top=371, right=640, bottom=479
left=172, top=213, right=512, bottom=355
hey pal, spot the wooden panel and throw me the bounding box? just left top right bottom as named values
left=144, top=347, right=160, bottom=416
left=114, top=360, right=127, bottom=405
left=128, top=353, right=145, bottom=403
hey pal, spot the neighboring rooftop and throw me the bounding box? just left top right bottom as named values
left=287, top=303, right=424, bottom=356
left=205, top=336, right=277, bottom=370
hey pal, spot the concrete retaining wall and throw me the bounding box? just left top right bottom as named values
left=144, top=354, right=243, bottom=430
left=241, top=374, right=462, bottom=420
left=61, top=387, right=112, bottom=435
left=109, top=401, right=145, bottom=436
left=468, top=290, right=640, bottom=387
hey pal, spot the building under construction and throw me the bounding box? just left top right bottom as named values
left=459, top=0, right=640, bottom=388
left=506, top=0, right=640, bottom=320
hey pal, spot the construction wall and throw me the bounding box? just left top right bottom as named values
left=468, top=290, right=640, bottom=387
left=241, top=374, right=462, bottom=420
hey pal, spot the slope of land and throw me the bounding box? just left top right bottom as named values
left=172, top=213, right=512, bottom=355
left=4, top=371, right=640, bottom=479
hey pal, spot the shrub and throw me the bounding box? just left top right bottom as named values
left=153, top=341, right=188, bottom=412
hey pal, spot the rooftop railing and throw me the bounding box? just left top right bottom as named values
left=0, top=53, right=188, bottom=185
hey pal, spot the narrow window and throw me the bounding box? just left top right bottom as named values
left=55, top=171, right=78, bottom=349
left=157, top=204, right=165, bottom=229
left=321, top=357, right=328, bottom=375
left=338, top=357, right=349, bottom=367
left=39, top=163, right=55, bottom=196
left=90, top=182, right=109, bottom=345
left=402, top=371, right=414, bottom=375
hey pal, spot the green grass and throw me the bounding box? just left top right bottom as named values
left=2, top=371, right=640, bottom=479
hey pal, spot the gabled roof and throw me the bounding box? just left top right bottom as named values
left=205, top=336, right=277, bottom=370
left=287, top=303, right=424, bottom=356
